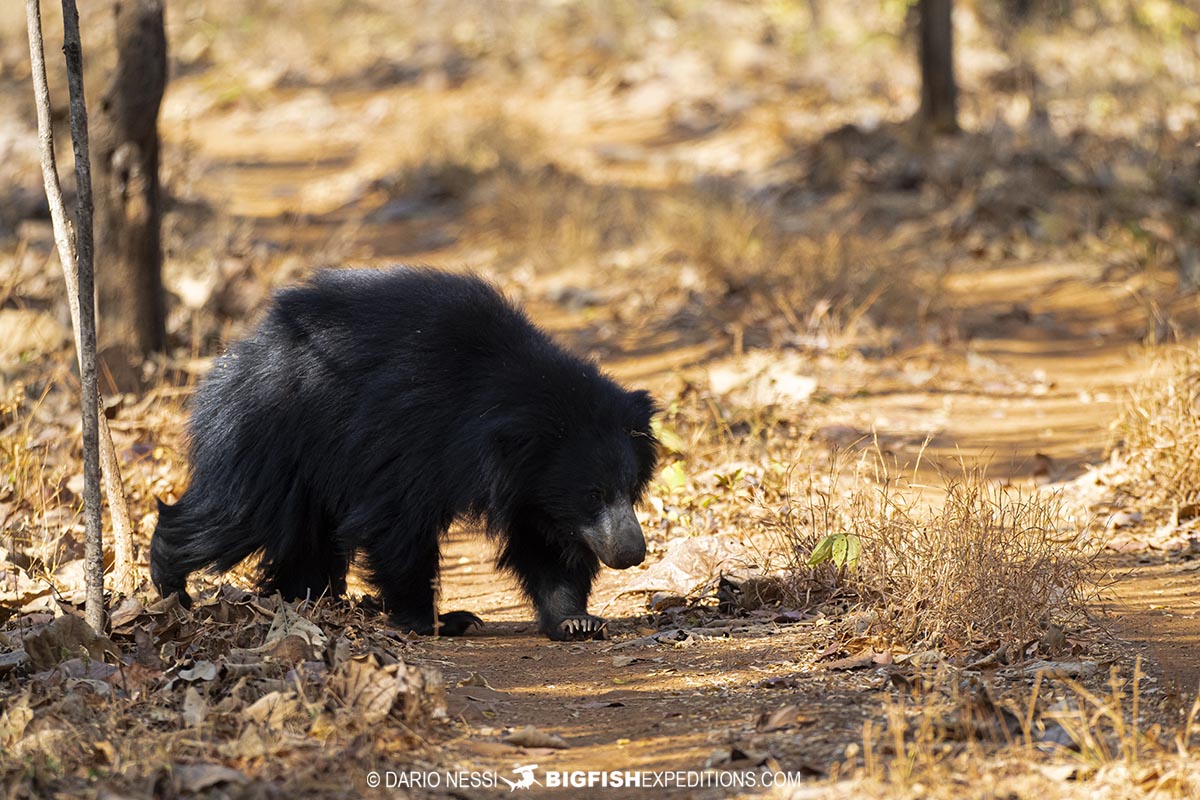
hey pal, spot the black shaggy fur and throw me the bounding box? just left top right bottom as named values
left=150, top=267, right=658, bottom=640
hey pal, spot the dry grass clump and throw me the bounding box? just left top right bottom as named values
left=864, top=477, right=1095, bottom=651
left=472, top=164, right=648, bottom=274
left=1110, top=347, right=1200, bottom=509
left=648, top=191, right=905, bottom=320
left=770, top=455, right=1098, bottom=653
left=0, top=381, right=76, bottom=534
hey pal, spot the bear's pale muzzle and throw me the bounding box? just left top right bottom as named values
left=580, top=500, right=646, bottom=569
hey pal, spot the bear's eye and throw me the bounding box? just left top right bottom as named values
left=585, top=489, right=604, bottom=507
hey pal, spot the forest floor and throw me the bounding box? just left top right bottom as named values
left=3, top=1, right=1200, bottom=798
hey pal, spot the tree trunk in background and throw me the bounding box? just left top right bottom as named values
left=917, top=0, right=958, bottom=135
left=93, top=0, right=167, bottom=385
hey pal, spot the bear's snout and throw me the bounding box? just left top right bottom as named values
left=580, top=500, right=646, bottom=570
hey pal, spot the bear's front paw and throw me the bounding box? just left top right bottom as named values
left=436, top=610, right=484, bottom=636
left=548, top=614, right=608, bottom=641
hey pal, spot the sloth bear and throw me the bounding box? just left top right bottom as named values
left=150, top=267, right=658, bottom=641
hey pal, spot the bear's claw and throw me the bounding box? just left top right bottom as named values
left=552, top=614, right=607, bottom=641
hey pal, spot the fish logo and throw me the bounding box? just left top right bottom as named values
left=499, top=764, right=540, bottom=791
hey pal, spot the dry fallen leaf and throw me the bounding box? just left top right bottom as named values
left=820, top=650, right=892, bottom=671
left=108, top=597, right=145, bottom=631
left=243, top=690, right=302, bottom=730
left=330, top=658, right=401, bottom=725
left=182, top=686, right=207, bottom=728
left=0, top=560, right=48, bottom=609
left=23, top=614, right=120, bottom=670
left=0, top=650, right=28, bottom=675
left=265, top=603, right=328, bottom=646
left=458, top=671, right=493, bottom=688
left=255, top=634, right=316, bottom=663
left=173, top=763, right=248, bottom=792
left=328, top=634, right=352, bottom=668
left=756, top=704, right=815, bottom=732
left=218, top=726, right=274, bottom=760
left=11, top=728, right=70, bottom=758
left=0, top=695, right=33, bottom=746
left=503, top=726, right=570, bottom=749
left=177, top=660, right=218, bottom=682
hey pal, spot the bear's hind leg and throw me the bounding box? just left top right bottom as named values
left=151, top=495, right=260, bottom=608
left=258, top=499, right=350, bottom=602
left=260, top=543, right=350, bottom=602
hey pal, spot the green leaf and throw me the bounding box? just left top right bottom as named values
left=807, top=535, right=836, bottom=567
left=832, top=535, right=848, bottom=566
left=843, top=535, right=861, bottom=568
left=651, top=418, right=686, bottom=455
left=660, top=461, right=687, bottom=493
left=808, top=534, right=861, bottom=569
left=714, top=469, right=745, bottom=490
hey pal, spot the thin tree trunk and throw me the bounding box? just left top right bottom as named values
left=918, top=0, right=958, bottom=135
left=59, top=0, right=103, bottom=632
left=26, top=0, right=138, bottom=622
left=93, top=0, right=167, bottom=374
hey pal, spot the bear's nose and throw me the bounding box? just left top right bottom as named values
left=607, top=540, right=646, bottom=569
left=581, top=500, right=646, bottom=569
left=607, top=518, right=646, bottom=569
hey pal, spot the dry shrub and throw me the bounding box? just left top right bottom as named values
left=863, top=477, right=1094, bottom=650
left=651, top=192, right=787, bottom=290
left=1110, top=347, right=1200, bottom=509
left=770, top=454, right=1098, bottom=652
left=0, top=381, right=77, bottom=541
left=365, top=107, right=923, bottom=337
left=472, top=165, right=648, bottom=273
left=373, top=111, right=545, bottom=204
left=649, top=191, right=908, bottom=323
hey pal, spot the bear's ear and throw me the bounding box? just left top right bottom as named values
left=626, top=389, right=660, bottom=492
left=625, top=389, right=658, bottom=433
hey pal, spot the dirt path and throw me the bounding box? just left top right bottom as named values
left=415, top=554, right=875, bottom=799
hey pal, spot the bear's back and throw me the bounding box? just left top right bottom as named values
left=263, top=267, right=543, bottom=372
